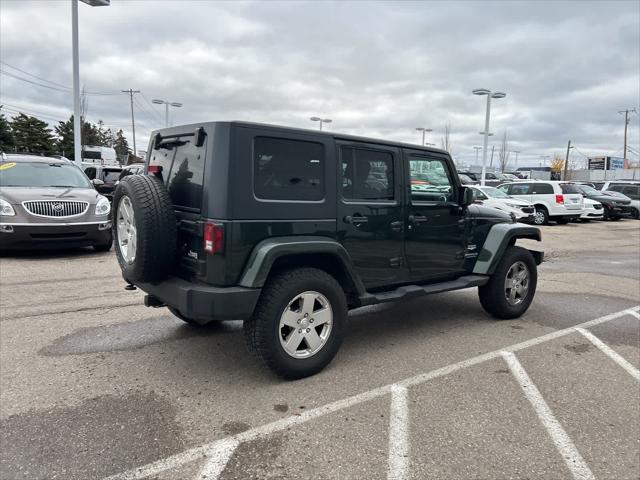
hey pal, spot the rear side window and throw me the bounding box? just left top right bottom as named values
left=622, top=185, right=640, bottom=200
left=149, top=135, right=206, bottom=210
left=508, top=183, right=531, bottom=195
left=342, top=147, right=394, bottom=201
left=254, top=137, right=324, bottom=201
left=560, top=183, right=581, bottom=194
left=84, top=167, right=96, bottom=180
left=531, top=183, right=553, bottom=194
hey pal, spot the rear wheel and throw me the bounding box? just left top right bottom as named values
left=479, top=246, right=537, bottom=319
left=244, top=268, right=347, bottom=379
left=532, top=207, right=548, bottom=225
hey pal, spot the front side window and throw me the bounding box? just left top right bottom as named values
left=622, top=185, right=640, bottom=200
left=342, top=147, right=394, bottom=201
left=409, top=157, right=454, bottom=203
left=84, top=167, right=97, bottom=180
left=254, top=137, right=324, bottom=201
left=472, top=189, right=488, bottom=200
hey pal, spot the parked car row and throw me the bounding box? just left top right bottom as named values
left=462, top=178, right=639, bottom=225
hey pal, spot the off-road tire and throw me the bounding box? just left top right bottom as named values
left=533, top=207, right=548, bottom=225
left=478, top=246, right=537, bottom=319
left=112, top=175, right=177, bottom=283
left=243, top=267, right=347, bottom=380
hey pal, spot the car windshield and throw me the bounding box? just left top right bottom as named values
left=483, top=186, right=510, bottom=198
left=0, top=162, right=92, bottom=188
left=578, top=185, right=600, bottom=195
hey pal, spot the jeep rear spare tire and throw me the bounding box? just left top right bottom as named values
left=112, top=175, right=177, bottom=283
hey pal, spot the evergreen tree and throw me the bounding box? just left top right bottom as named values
left=55, top=115, right=75, bottom=158
left=0, top=113, right=15, bottom=152
left=10, top=113, right=56, bottom=154
left=113, top=129, right=131, bottom=156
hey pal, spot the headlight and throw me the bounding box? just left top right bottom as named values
left=0, top=198, right=15, bottom=216
left=95, top=196, right=111, bottom=216
left=505, top=203, right=521, bottom=209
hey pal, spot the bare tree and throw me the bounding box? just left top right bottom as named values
left=498, top=130, right=510, bottom=172
left=441, top=122, right=451, bottom=153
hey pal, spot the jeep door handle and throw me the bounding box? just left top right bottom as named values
left=390, top=221, right=403, bottom=232
left=344, top=215, right=368, bottom=224
left=408, top=214, right=428, bottom=224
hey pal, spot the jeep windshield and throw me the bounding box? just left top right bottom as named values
left=0, top=162, right=92, bottom=188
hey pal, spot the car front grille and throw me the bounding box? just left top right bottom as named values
left=22, top=200, right=89, bottom=218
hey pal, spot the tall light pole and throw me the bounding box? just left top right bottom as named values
left=153, top=99, right=183, bottom=127
left=473, top=146, right=482, bottom=165
left=122, top=89, right=140, bottom=157
left=72, top=0, right=110, bottom=167
left=415, top=127, right=433, bottom=146
left=472, top=88, right=506, bottom=185
left=310, top=117, right=332, bottom=131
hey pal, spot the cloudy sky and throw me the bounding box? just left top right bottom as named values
left=1, top=0, right=638, bottom=168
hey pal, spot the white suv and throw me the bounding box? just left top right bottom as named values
left=497, top=181, right=584, bottom=225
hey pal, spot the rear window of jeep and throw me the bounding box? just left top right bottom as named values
left=254, top=137, right=324, bottom=201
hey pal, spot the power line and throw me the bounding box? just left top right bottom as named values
left=0, top=60, right=70, bottom=89
left=140, top=92, right=165, bottom=123
left=0, top=67, right=121, bottom=96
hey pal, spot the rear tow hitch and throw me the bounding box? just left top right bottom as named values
left=144, top=294, right=166, bottom=308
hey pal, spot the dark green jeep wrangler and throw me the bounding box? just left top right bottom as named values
left=113, top=121, right=543, bottom=379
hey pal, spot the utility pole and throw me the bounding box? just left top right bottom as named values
left=618, top=109, right=636, bottom=169
left=122, top=89, right=140, bottom=157
left=563, top=140, right=571, bottom=180
left=489, top=145, right=495, bottom=168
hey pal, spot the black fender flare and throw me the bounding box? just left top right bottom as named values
left=238, top=236, right=366, bottom=294
left=472, top=223, right=543, bottom=275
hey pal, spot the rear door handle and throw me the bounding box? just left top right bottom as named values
left=390, top=221, right=403, bottom=232
left=344, top=215, right=369, bottom=224
left=408, top=214, right=428, bottom=224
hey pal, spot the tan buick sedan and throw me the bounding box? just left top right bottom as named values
left=0, top=154, right=112, bottom=251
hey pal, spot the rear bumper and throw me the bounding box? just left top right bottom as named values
left=138, top=276, right=261, bottom=323
left=0, top=221, right=112, bottom=249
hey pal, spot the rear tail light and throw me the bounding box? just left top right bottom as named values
left=147, top=165, right=163, bottom=175
left=555, top=194, right=564, bottom=204
left=203, top=222, right=223, bottom=254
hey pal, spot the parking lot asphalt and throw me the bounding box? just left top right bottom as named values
left=1, top=220, right=638, bottom=480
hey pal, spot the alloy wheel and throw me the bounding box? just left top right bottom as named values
left=278, top=291, right=333, bottom=359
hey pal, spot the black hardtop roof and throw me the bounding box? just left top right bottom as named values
left=152, top=120, right=450, bottom=156
left=2, top=154, right=70, bottom=164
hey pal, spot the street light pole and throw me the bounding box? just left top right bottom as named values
left=71, top=0, right=81, bottom=167
left=153, top=99, right=183, bottom=127
left=472, top=89, right=506, bottom=185
left=473, top=146, right=482, bottom=165
left=310, top=117, right=332, bottom=131
left=71, top=0, right=110, bottom=167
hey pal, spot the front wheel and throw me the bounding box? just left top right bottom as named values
left=533, top=207, right=548, bottom=225
left=244, top=267, right=347, bottom=379
left=479, top=246, right=537, bottom=319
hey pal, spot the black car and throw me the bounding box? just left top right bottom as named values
left=573, top=183, right=633, bottom=220
left=112, top=121, right=543, bottom=379
left=82, top=164, right=123, bottom=202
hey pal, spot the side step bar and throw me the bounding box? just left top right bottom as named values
left=358, top=274, right=490, bottom=307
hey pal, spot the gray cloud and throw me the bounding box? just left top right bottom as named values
left=1, top=0, right=638, bottom=167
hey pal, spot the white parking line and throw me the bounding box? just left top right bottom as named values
left=103, top=306, right=639, bottom=480
left=501, top=351, right=595, bottom=480
left=198, top=438, right=240, bottom=480
left=575, top=327, right=640, bottom=381
left=627, top=309, right=640, bottom=320
left=387, top=385, right=409, bottom=480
